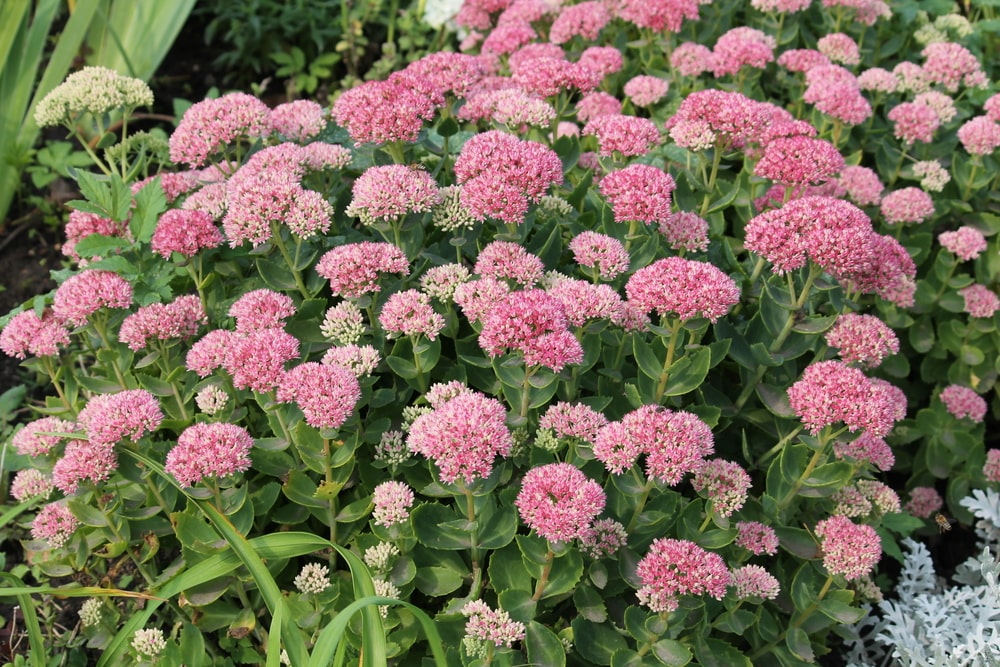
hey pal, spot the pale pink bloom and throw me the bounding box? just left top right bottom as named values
left=921, top=42, right=988, bottom=92
left=569, top=231, right=630, bottom=280
left=169, top=92, right=269, bottom=167
left=228, top=289, right=294, bottom=333
left=576, top=46, right=624, bottom=81
left=832, top=485, right=872, bottom=518
left=372, top=481, right=415, bottom=527
left=63, top=210, right=129, bottom=263
left=12, top=417, right=77, bottom=457
left=539, top=402, right=608, bottom=443
left=617, top=0, right=702, bottom=32
left=320, top=302, right=364, bottom=346
left=814, top=515, right=881, bottom=580
left=182, top=181, right=228, bottom=220
left=479, top=290, right=583, bottom=372
left=31, top=502, right=78, bottom=549
left=424, top=381, right=472, bottom=408
left=803, top=65, right=872, bottom=125
left=322, top=344, right=381, bottom=377
left=150, top=209, right=223, bottom=259
left=332, top=78, right=437, bottom=145
left=515, top=463, right=605, bottom=542
left=406, top=391, right=513, bottom=484
left=670, top=42, right=715, bottom=77
left=52, top=439, right=117, bottom=494
left=732, top=565, right=780, bottom=600
left=787, top=361, right=901, bottom=436
left=549, top=1, right=610, bottom=43
left=300, top=143, right=352, bottom=171
left=857, top=67, right=898, bottom=93
left=857, top=479, right=900, bottom=515
left=118, top=295, right=207, bottom=351
left=624, top=76, right=668, bottom=107
left=736, top=521, right=779, bottom=555
left=754, top=136, right=845, bottom=185
left=959, top=284, right=1000, bottom=318
left=914, top=91, right=957, bottom=124
left=185, top=329, right=233, bottom=377
left=691, top=459, right=751, bottom=518
left=346, top=165, right=441, bottom=223
left=957, top=116, right=1000, bottom=156
left=510, top=53, right=576, bottom=98
left=583, top=114, right=660, bottom=157
left=315, top=242, right=409, bottom=299
left=626, top=257, right=740, bottom=322
left=821, top=0, right=891, bottom=26
left=402, top=52, right=487, bottom=99
left=636, top=538, right=731, bottom=612
left=817, top=33, right=860, bottom=66
left=825, top=313, right=898, bottom=368
left=752, top=0, right=811, bottom=10
left=837, top=165, right=883, bottom=206
left=378, top=289, right=445, bottom=340
left=985, top=93, right=1000, bottom=123
left=498, top=0, right=553, bottom=25
left=912, top=160, right=950, bottom=192
left=904, top=486, right=943, bottom=519
left=10, top=469, right=53, bottom=502
left=462, top=601, right=526, bottom=648
left=78, top=390, right=163, bottom=446
left=880, top=187, right=934, bottom=225
left=711, top=27, right=775, bottom=78
left=939, top=227, right=987, bottom=261
left=225, top=329, right=300, bottom=393
left=276, top=362, right=360, bottom=430
left=454, top=278, right=512, bottom=323
left=481, top=20, right=536, bottom=55
left=474, top=241, right=544, bottom=288
left=578, top=518, right=628, bottom=558
left=52, top=269, right=132, bottom=326
left=984, top=450, right=1000, bottom=483
left=940, top=385, right=987, bottom=422
left=887, top=102, right=940, bottom=145
left=778, top=49, right=831, bottom=74
left=454, top=130, right=562, bottom=202
left=268, top=99, right=326, bottom=141
left=459, top=88, right=556, bottom=128
left=547, top=279, right=625, bottom=327
left=666, top=89, right=773, bottom=149
left=576, top=91, right=622, bottom=124
left=600, top=164, right=675, bottom=225
left=0, top=309, right=70, bottom=359
left=165, top=422, right=254, bottom=486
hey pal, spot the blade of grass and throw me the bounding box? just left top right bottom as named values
left=0, top=573, right=50, bottom=667
left=266, top=594, right=284, bottom=667
left=0, top=500, right=36, bottom=531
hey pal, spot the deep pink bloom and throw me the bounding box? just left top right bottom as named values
left=347, top=165, right=441, bottom=223
left=478, top=290, right=583, bottom=372
left=825, top=313, right=899, bottom=368
left=617, top=0, right=701, bottom=32
left=939, top=227, right=988, bottom=261
left=52, top=439, right=117, bottom=494
left=575, top=91, right=622, bottom=124
left=732, top=565, right=781, bottom=600
left=840, top=232, right=916, bottom=306
left=569, top=231, right=630, bottom=280
left=833, top=432, right=895, bottom=472
left=959, top=284, right=1000, bottom=318
left=711, top=27, right=775, bottom=78
left=78, top=389, right=163, bottom=446
left=736, top=521, right=779, bottom=555
left=887, top=102, right=940, bottom=145
left=624, top=75, right=669, bottom=107
left=332, top=78, right=438, bottom=145
left=454, top=278, right=512, bottom=322
left=539, top=402, right=608, bottom=443
left=547, top=278, right=625, bottom=327
left=459, top=87, right=556, bottom=128
left=667, top=89, right=773, bottom=149
left=185, top=329, right=233, bottom=377
left=600, top=163, right=676, bottom=225
left=940, top=385, right=987, bottom=422
left=0, top=309, right=70, bottom=359
left=165, top=422, right=254, bottom=486
left=787, top=360, right=902, bottom=436
left=474, top=241, right=544, bottom=288
left=268, top=99, right=326, bottom=141
left=817, top=33, right=861, bottom=66
left=225, top=329, right=300, bottom=393
left=406, top=391, right=513, bottom=484
left=31, top=502, right=79, bottom=549
left=914, top=91, right=957, bottom=124
left=691, top=459, right=751, bottom=518
left=118, top=295, right=207, bottom=351
left=957, top=116, right=1000, bottom=156
left=52, top=270, right=132, bottom=326
left=315, top=242, right=409, bottom=299
left=454, top=130, right=562, bottom=202
left=636, top=538, right=732, bottom=612
left=575, top=46, right=623, bottom=84
left=626, top=257, right=740, bottom=322
left=510, top=53, right=576, bottom=98
left=12, top=417, right=77, bottom=457
left=63, top=210, right=129, bottom=263
left=880, top=187, right=935, bottom=225
left=754, top=136, right=845, bottom=185
left=670, top=42, right=715, bottom=77
left=821, top=0, right=891, bottom=26
left=378, top=289, right=445, bottom=340
left=803, top=65, right=872, bottom=125
left=460, top=172, right=529, bottom=224
left=837, top=166, right=883, bottom=206
left=372, top=481, right=415, bottom=527
left=481, top=20, right=536, bottom=55
left=151, top=209, right=223, bottom=258
left=169, top=93, right=269, bottom=167
left=549, top=1, right=610, bottom=43
left=277, top=362, right=360, bottom=429
left=904, top=486, right=943, bottom=519
left=921, top=42, right=988, bottom=92
left=402, top=52, right=486, bottom=99
left=814, top=515, right=881, bottom=581
left=515, top=463, right=605, bottom=542
left=583, top=114, right=660, bottom=157
left=228, top=289, right=295, bottom=333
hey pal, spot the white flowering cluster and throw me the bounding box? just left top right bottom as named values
left=35, top=66, right=153, bottom=128
left=844, top=489, right=1000, bottom=666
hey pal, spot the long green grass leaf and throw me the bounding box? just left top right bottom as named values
left=266, top=595, right=284, bottom=667
left=0, top=573, right=48, bottom=667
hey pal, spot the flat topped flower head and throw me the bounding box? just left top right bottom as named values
left=78, top=389, right=163, bottom=446
left=814, top=515, right=881, bottom=581
left=118, top=294, right=207, bottom=351
left=165, top=422, right=254, bottom=487
left=228, top=289, right=296, bottom=333
left=52, top=269, right=133, bottom=327
left=939, top=385, right=987, bottom=422
left=346, top=165, right=442, bottom=224
left=0, top=309, right=70, bottom=359
left=35, top=66, right=153, bottom=128
left=568, top=231, right=630, bottom=280
left=169, top=92, right=269, bottom=168
left=515, top=462, right=606, bottom=542
left=276, top=362, right=361, bottom=430
left=315, top=242, right=410, bottom=299
left=474, top=241, right=545, bottom=288
left=825, top=313, right=899, bottom=368
left=787, top=360, right=904, bottom=437
left=600, top=164, right=675, bottom=225
left=636, top=538, right=732, bottom=613
left=626, top=257, right=740, bottom=322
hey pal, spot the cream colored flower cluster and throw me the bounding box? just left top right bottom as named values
left=34, top=66, right=153, bottom=127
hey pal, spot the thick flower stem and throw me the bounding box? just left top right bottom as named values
left=531, top=548, right=555, bottom=601
left=698, top=144, right=724, bottom=217
left=520, top=366, right=537, bottom=421
left=461, top=486, right=483, bottom=599
left=654, top=319, right=683, bottom=403
left=270, top=225, right=310, bottom=299
left=757, top=425, right=805, bottom=467
left=626, top=476, right=657, bottom=533
left=778, top=429, right=842, bottom=511
left=42, top=356, right=72, bottom=413
left=324, top=438, right=339, bottom=546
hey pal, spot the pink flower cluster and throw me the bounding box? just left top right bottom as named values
left=824, top=313, right=899, bottom=368
left=958, top=116, right=1000, bottom=155
left=568, top=231, right=630, bottom=280
left=539, top=402, right=608, bottom=443
left=984, top=451, right=1000, bottom=484
left=32, top=502, right=79, bottom=549
left=623, top=75, right=669, bottom=107
left=787, top=361, right=905, bottom=436
left=594, top=405, right=714, bottom=484
left=711, top=27, right=775, bottom=78
left=547, top=277, right=625, bottom=327
left=346, top=165, right=441, bottom=223
left=904, top=486, right=943, bottom=519
left=636, top=538, right=732, bottom=612
left=151, top=209, right=224, bottom=258
left=938, top=226, right=987, bottom=261
left=0, top=309, right=70, bottom=359
left=887, top=102, right=940, bottom=145
left=372, top=481, right=415, bottom=527
left=817, top=33, right=861, bottom=66
left=625, top=257, right=740, bottom=322
left=837, top=165, right=884, bottom=206
left=880, top=187, right=935, bottom=225
left=12, top=417, right=76, bottom=456
left=582, top=114, right=660, bottom=157
left=118, top=294, right=206, bottom=351
left=921, top=42, right=988, bottom=92
left=732, top=565, right=781, bottom=600
left=52, top=269, right=133, bottom=326
left=187, top=328, right=300, bottom=393
left=803, top=65, right=871, bottom=126
left=268, top=99, right=326, bottom=142
left=332, top=77, right=438, bottom=145
left=461, top=601, right=526, bottom=649
left=406, top=391, right=513, bottom=484
left=814, top=515, right=881, bottom=581
left=169, top=93, right=269, bottom=167
left=939, top=385, right=987, bottom=422
left=691, top=459, right=752, bottom=518
left=474, top=241, right=544, bottom=288
left=229, top=289, right=295, bottom=333
left=833, top=432, right=895, bottom=472
left=549, top=1, right=610, bottom=44
left=578, top=518, right=628, bottom=559
left=78, top=389, right=163, bottom=446
left=959, top=284, right=1000, bottom=318
left=378, top=290, right=445, bottom=340
left=666, top=89, right=774, bottom=150
left=600, top=164, right=675, bottom=225
left=736, top=521, right=779, bottom=555
left=165, top=422, right=254, bottom=487
left=276, top=362, right=361, bottom=430
left=659, top=212, right=710, bottom=252
left=52, top=439, right=117, bottom=493
left=754, top=136, right=845, bottom=186
left=515, top=462, right=606, bottom=542
left=315, top=242, right=410, bottom=299
left=63, top=210, right=129, bottom=263
left=478, top=289, right=583, bottom=372
left=617, top=0, right=702, bottom=33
